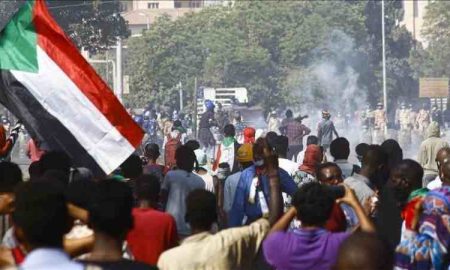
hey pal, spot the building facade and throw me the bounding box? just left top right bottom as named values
left=399, top=0, right=430, bottom=46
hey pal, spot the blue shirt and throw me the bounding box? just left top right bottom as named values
left=228, top=166, right=298, bottom=227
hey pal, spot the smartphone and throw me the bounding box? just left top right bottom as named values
left=328, top=186, right=345, bottom=199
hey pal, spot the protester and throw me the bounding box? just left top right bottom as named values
left=228, top=138, right=297, bottom=227
left=316, top=162, right=358, bottom=230
left=0, top=123, right=19, bottom=160
left=158, top=140, right=283, bottom=270
left=243, top=127, right=256, bottom=144
left=272, top=135, right=298, bottom=176
left=297, top=135, right=319, bottom=165
left=388, top=159, right=426, bottom=243
left=263, top=183, right=375, bottom=270
left=12, top=181, right=83, bottom=270
left=142, top=143, right=167, bottom=182
left=418, top=121, right=449, bottom=186
left=344, top=145, right=388, bottom=206
left=127, top=174, right=178, bottom=265
left=334, top=232, right=394, bottom=270
left=164, top=123, right=183, bottom=170
left=0, top=162, right=22, bottom=241
left=193, top=159, right=215, bottom=193
left=317, top=110, right=339, bottom=152
left=293, top=144, right=323, bottom=187
left=82, top=179, right=156, bottom=269
left=213, top=124, right=241, bottom=173
left=355, top=143, right=369, bottom=166
left=279, top=109, right=292, bottom=135
left=280, top=112, right=310, bottom=161
left=198, top=100, right=217, bottom=159
left=267, top=111, right=280, bottom=134
left=161, top=146, right=205, bottom=237
left=26, top=137, right=45, bottom=162
left=395, top=162, right=450, bottom=269
left=39, top=151, right=72, bottom=181
left=381, top=139, right=403, bottom=174
left=426, top=147, right=450, bottom=190
left=223, top=144, right=254, bottom=217
left=330, top=137, right=360, bottom=178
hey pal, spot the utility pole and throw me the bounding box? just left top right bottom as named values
left=179, top=82, right=183, bottom=111
left=116, top=37, right=123, bottom=102
left=381, top=0, right=388, bottom=124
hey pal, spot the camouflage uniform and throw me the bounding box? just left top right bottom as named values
left=398, top=107, right=411, bottom=148
left=373, top=107, right=386, bottom=144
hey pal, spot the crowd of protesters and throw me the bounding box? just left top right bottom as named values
left=0, top=104, right=450, bottom=270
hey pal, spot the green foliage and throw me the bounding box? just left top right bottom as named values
left=412, top=1, right=450, bottom=78
left=125, top=0, right=418, bottom=113
left=0, top=0, right=129, bottom=54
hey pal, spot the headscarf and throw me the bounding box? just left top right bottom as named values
left=205, top=99, right=215, bottom=111
left=395, top=186, right=450, bottom=270
left=299, top=145, right=322, bottom=175
left=243, top=127, right=256, bottom=144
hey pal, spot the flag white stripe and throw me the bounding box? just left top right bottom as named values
left=12, top=46, right=134, bottom=173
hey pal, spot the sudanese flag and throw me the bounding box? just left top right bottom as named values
left=0, top=0, right=143, bottom=176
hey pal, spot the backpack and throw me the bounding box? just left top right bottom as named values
left=164, top=133, right=182, bottom=169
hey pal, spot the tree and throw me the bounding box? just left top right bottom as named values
left=412, top=1, right=450, bottom=78
left=0, top=0, right=129, bottom=54
left=124, top=0, right=417, bottom=116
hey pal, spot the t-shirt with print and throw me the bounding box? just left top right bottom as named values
left=162, top=170, right=205, bottom=237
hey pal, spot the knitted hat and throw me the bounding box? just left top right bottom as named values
left=237, top=143, right=253, bottom=163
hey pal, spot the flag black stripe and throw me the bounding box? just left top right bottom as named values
left=0, top=70, right=105, bottom=176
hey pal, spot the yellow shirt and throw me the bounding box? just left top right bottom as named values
left=157, top=219, right=270, bottom=270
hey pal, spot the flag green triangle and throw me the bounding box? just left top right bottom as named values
left=0, top=1, right=38, bottom=73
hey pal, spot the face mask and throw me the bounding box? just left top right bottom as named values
left=254, top=159, right=264, bottom=167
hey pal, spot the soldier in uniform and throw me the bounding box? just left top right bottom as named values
left=416, top=104, right=431, bottom=139
left=359, top=104, right=373, bottom=144
left=398, top=103, right=411, bottom=149
left=373, top=102, right=387, bottom=144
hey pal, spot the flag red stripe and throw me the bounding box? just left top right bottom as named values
left=32, top=0, right=143, bottom=148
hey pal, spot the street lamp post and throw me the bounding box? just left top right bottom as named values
left=381, top=0, right=388, bottom=121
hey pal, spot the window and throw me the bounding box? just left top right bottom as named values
left=147, top=2, right=159, bottom=9
left=413, top=0, right=419, bottom=18
left=189, top=1, right=202, bottom=8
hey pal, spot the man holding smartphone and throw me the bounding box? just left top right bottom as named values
left=263, top=182, right=375, bottom=270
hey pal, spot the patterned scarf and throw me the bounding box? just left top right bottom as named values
left=401, top=188, right=429, bottom=231
left=395, top=186, right=450, bottom=270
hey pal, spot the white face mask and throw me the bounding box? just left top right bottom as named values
left=254, top=159, right=264, bottom=167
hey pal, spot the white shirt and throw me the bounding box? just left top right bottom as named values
left=296, top=150, right=305, bottom=165
left=194, top=171, right=215, bottom=193
left=21, top=248, right=83, bottom=270
left=278, top=158, right=298, bottom=177
left=427, top=176, right=442, bottom=190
